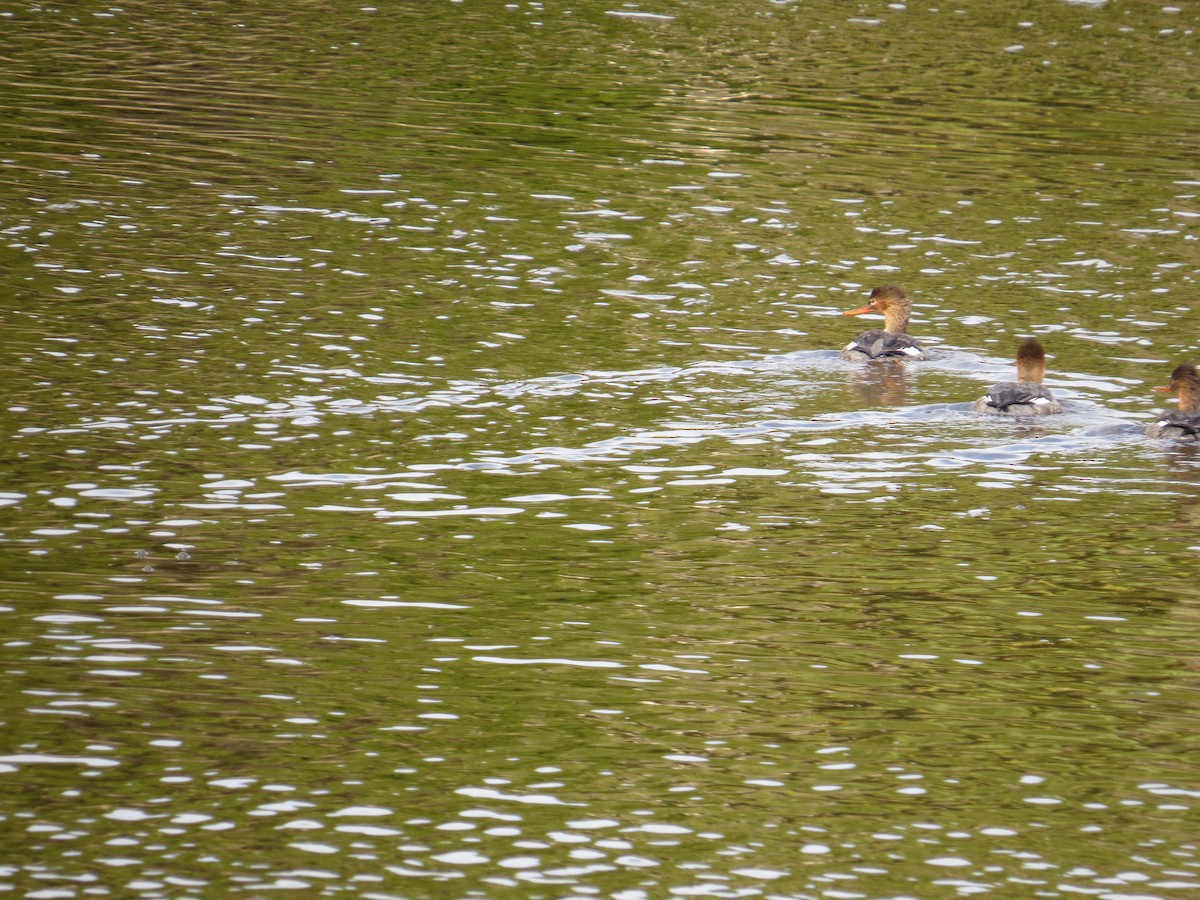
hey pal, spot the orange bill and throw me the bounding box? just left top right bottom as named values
left=842, top=303, right=874, bottom=317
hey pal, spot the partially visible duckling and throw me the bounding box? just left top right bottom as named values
left=1146, top=363, right=1200, bottom=440
left=840, top=285, right=929, bottom=361
left=972, top=338, right=1062, bottom=416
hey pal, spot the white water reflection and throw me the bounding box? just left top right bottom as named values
left=3, top=0, right=1200, bottom=897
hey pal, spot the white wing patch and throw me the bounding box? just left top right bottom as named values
left=899, top=345, right=924, bottom=357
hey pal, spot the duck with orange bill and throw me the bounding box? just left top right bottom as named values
left=972, top=337, right=1062, bottom=416
left=1146, top=363, right=1200, bottom=440
left=840, top=285, right=929, bottom=361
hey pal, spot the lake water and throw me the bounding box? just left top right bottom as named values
left=2, top=1, right=1198, bottom=897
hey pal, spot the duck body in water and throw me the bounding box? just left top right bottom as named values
left=1146, top=363, right=1200, bottom=440
left=972, top=337, right=1062, bottom=416
left=840, top=285, right=929, bottom=361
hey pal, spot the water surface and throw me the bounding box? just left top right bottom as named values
left=2, top=1, right=1199, bottom=897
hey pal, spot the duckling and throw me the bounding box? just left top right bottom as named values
left=972, top=337, right=1062, bottom=416
left=840, top=285, right=929, bottom=361
left=1146, top=363, right=1200, bottom=440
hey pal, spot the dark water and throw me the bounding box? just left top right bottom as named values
left=2, top=1, right=1199, bottom=897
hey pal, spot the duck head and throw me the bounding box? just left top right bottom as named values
left=1015, top=337, right=1047, bottom=384
left=841, top=285, right=912, bottom=334
left=1155, top=363, right=1200, bottom=412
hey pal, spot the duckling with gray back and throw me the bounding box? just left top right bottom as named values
left=1146, top=363, right=1200, bottom=440
left=972, top=337, right=1062, bottom=416
left=840, top=285, right=929, bottom=361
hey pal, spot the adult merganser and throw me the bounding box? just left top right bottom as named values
left=972, top=337, right=1062, bottom=416
left=840, top=285, right=929, bottom=361
left=1145, top=363, right=1200, bottom=440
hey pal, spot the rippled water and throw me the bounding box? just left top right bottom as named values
left=2, top=1, right=1199, bottom=897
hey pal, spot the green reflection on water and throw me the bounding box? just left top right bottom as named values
left=2, top=0, right=1200, bottom=895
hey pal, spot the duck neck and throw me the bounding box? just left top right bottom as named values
left=1015, top=358, right=1045, bottom=383
left=881, top=307, right=910, bottom=334
left=1178, top=379, right=1200, bottom=412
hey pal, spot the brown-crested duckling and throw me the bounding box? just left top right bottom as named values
left=972, top=337, right=1063, bottom=416
left=840, top=285, right=929, bottom=361
left=1146, top=363, right=1200, bottom=440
